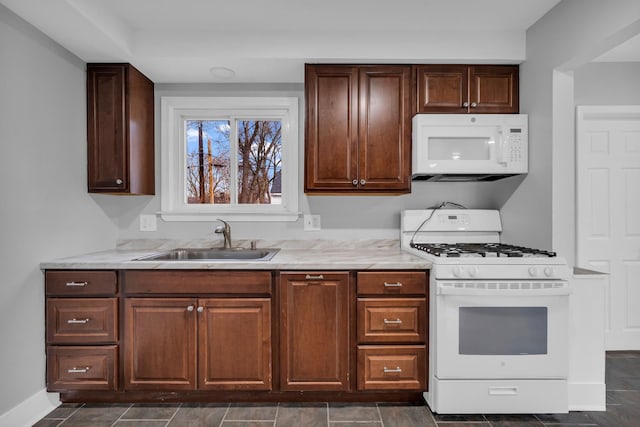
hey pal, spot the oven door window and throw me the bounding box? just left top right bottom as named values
left=459, top=307, right=547, bottom=355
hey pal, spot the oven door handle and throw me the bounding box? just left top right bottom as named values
left=437, top=282, right=571, bottom=296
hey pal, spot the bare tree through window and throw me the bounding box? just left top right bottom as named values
left=238, top=120, right=282, bottom=204
left=185, top=119, right=282, bottom=205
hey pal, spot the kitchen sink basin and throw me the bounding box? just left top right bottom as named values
left=134, top=248, right=280, bottom=262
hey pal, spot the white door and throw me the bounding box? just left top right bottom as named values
left=577, top=106, right=640, bottom=350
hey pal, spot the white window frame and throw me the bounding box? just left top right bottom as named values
left=160, top=96, right=299, bottom=222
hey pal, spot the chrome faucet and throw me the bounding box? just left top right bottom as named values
left=214, top=219, right=232, bottom=249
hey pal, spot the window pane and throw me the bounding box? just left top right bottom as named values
left=237, top=120, right=282, bottom=205
left=185, top=120, right=231, bottom=204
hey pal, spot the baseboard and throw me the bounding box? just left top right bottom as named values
left=568, top=382, right=606, bottom=411
left=0, top=389, right=60, bottom=427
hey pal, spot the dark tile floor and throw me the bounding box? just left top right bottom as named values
left=34, top=351, right=640, bottom=427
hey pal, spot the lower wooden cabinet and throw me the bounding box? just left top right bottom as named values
left=47, top=345, right=118, bottom=391
left=357, top=345, right=426, bottom=391
left=45, top=270, right=119, bottom=392
left=124, top=297, right=272, bottom=391
left=47, top=298, right=118, bottom=344
left=124, top=298, right=197, bottom=390
left=356, top=271, right=428, bottom=391
left=279, top=272, right=350, bottom=391
left=45, top=268, right=428, bottom=400
left=199, top=299, right=272, bottom=390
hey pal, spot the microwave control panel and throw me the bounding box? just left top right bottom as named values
left=506, top=128, right=525, bottom=163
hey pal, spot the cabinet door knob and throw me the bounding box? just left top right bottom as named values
left=115, top=178, right=123, bottom=185
left=360, top=179, right=366, bottom=185
left=470, top=102, right=477, bottom=108
left=187, top=305, right=195, bottom=312
left=197, top=306, right=204, bottom=313
left=352, top=179, right=358, bottom=186
left=462, top=102, right=469, bottom=108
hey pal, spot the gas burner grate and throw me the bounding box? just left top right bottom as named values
left=410, top=242, right=557, bottom=258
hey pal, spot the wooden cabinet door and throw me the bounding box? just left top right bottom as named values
left=280, top=272, right=350, bottom=391
left=358, top=66, right=411, bottom=192
left=416, top=64, right=519, bottom=113
left=305, top=65, right=359, bottom=191
left=87, top=64, right=127, bottom=191
left=198, top=298, right=272, bottom=390
left=124, top=298, right=197, bottom=390
left=87, top=63, right=154, bottom=195
left=469, top=65, right=519, bottom=113
left=415, top=65, right=468, bottom=113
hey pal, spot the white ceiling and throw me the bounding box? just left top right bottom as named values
left=5, top=0, right=636, bottom=83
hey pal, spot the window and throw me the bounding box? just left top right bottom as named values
left=160, top=97, right=299, bottom=221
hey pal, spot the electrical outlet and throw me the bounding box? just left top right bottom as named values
left=139, top=214, right=157, bottom=232
left=303, top=214, right=321, bottom=231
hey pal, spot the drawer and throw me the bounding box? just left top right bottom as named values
left=124, top=270, right=272, bottom=295
left=47, top=298, right=118, bottom=344
left=357, top=272, right=427, bottom=295
left=47, top=345, right=118, bottom=391
left=357, top=298, right=426, bottom=343
left=357, top=345, right=426, bottom=391
left=46, top=271, right=117, bottom=296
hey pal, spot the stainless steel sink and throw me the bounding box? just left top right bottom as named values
left=134, top=248, right=279, bottom=261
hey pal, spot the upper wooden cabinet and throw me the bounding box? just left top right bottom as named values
left=305, top=64, right=412, bottom=194
left=87, top=63, right=155, bottom=194
left=416, top=64, right=519, bottom=114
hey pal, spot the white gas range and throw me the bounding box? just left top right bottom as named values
left=401, top=209, right=570, bottom=414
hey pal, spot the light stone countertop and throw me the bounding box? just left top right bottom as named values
left=40, top=239, right=432, bottom=270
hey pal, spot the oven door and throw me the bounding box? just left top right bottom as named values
left=434, top=280, right=569, bottom=380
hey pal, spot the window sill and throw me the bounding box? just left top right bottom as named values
left=159, top=211, right=300, bottom=222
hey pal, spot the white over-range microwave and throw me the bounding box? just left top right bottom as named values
left=412, top=114, right=528, bottom=181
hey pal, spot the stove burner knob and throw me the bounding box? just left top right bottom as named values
left=544, top=267, right=554, bottom=277
left=453, top=266, right=464, bottom=277
left=468, top=266, right=479, bottom=277
left=528, top=267, right=540, bottom=277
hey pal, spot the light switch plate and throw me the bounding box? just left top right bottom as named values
left=139, top=214, right=157, bottom=232
left=303, top=214, right=321, bottom=231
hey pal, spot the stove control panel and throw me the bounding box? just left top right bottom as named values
left=438, top=213, right=470, bottom=226
left=434, top=264, right=570, bottom=280
left=528, top=266, right=558, bottom=278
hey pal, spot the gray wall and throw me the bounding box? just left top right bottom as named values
left=502, top=0, right=640, bottom=249
left=0, top=6, right=118, bottom=416
left=110, top=84, right=526, bottom=241
left=575, top=62, right=640, bottom=105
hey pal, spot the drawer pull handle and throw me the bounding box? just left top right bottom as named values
left=65, top=281, right=88, bottom=287
left=305, top=274, right=324, bottom=280
left=68, top=366, right=91, bottom=374
left=67, top=318, right=90, bottom=324
left=383, top=366, right=402, bottom=374
left=383, top=318, right=403, bottom=325
left=383, top=282, right=403, bottom=288
left=489, top=386, right=518, bottom=396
